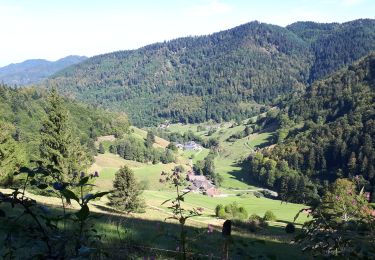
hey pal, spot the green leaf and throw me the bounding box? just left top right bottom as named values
left=0, top=209, right=6, bottom=217
left=37, top=183, right=48, bottom=189
left=61, top=189, right=79, bottom=203
left=90, top=191, right=111, bottom=201
left=75, top=204, right=90, bottom=221
left=18, top=167, right=32, bottom=173
left=30, top=179, right=37, bottom=186
left=78, top=176, right=90, bottom=186
left=161, top=199, right=172, bottom=205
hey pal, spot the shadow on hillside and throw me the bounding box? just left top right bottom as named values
left=0, top=202, right=306, bottom=259
left=90, top=210, right=305, bottom=259
left=254, top=133, right=275, bottom=149
left=223, top=160, right=263, bottom=190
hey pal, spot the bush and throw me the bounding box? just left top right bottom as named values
left=237, top=206, right=249, bottom=220
left=248, top=214, right=268, bottom=233
left=173, top=165, right=185, bottom=173
left=263, top=210, right=277, bottom=222
left=253, top=191, right=264, bottom=198
left=216, top=202, right=248, bottom=220
left=285, top=223, right=295, bottom=233
left=249, top=214, right=263, bottom=222
left=215, top=204, right=226, bottom=219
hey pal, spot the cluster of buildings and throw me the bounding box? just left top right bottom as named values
left=176, top=141, right=202, bottom=151
left=185, top=170, right=220, bottom=197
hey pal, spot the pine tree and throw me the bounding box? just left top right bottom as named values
left=145, top=131, right=155, bottom=148
left=39, top=88, right=89, bottom=182
left=98, top=143, right=105, bottom=154
left=0, top=121, right=25, bottom=184
left=109, top=165, right=145, bottom=213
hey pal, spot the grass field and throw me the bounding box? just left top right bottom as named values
left=144, top=190, right=309, bottom=225
left=160, top=120, right=275, bottom=190
left=91, top=153, right=182, bottom=191
left=0, top=120, right=312, bottom=259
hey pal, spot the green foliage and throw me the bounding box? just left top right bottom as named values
left=0, top=84, right=130, bottom=167
left=39, top=88, right=90, bottom=182
left=0, top=161, right=109, bottom=259
left=247, top=214, right=268, bottom=233
left=297, top=179, right=375, bottom=258
left=166, top=142, right=177, bottom=151
left=109, top=166, right=145, bottom=213
left=45, top=20, right=375, bottom=126
left=194, top=150, right=222, bottom=186
left=215, top=204, right=225, bottom=218
left=285, top=223, right=295, bottom=234
left=154, top=128, right=204, bottom=145
left=215, top=202, right=248, bottom=220
left=160, top=169, right=203, bottom=260
left=173, top=165, right=185, bottom=173
left=145, top=130, right=155, bottom=148
left=0, top=121, right=26, bottom=185
left=263, top=210, right=277, bottom=222
left=246, top=53, right=375, bottom=204
left=98, top=143, right=105, bottom=154
left=110, top=135, right=175, bottom=164
left=288, top=19, right=375, bottom=80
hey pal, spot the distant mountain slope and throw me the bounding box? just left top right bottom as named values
left=0, top=55, right=87, bottom=86
left=288, top=19, right=375, bottom=81
left=246, top=52, right=375, bottom=203
left=45, top=19, right=375, bottom=126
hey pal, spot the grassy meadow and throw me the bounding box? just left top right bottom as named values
left=0, top=122, right=311, bottom=259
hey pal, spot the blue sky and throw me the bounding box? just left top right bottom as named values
left=0, top=0, right=374, bottom=66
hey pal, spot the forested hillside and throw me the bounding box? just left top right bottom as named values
left=0, top=85, right=130, bottom=179
left=246, top=53, right=375, bottom=203
left=44, top=19, right=375, bottom=126
left=0, top=55, right=87, bottom=86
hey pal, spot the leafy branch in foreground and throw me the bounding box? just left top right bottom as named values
left=0, top=162, right=109, bottom=259
left=295, top=178, right=375, bottom=258
left=160, top=169, right=204, bottom=260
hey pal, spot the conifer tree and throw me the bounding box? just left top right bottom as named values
left=98, top=143, right=105, bottom=154
left=39, top=88, right=88, bottom=182
left=109, top=165, right=145, bottom=213
left=145, top=130, right=155, bottom=148
left=0, top=121, right=25, bottom=184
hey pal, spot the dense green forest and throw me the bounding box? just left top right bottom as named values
left=245, top=53, right=375, bottom=204
left=0, top=85, right=130, bottom=183
left=44, top=19, right=375, bottom=126
left=108, top=133, right=176, bottom=164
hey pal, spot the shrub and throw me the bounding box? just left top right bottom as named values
left=285, top=223, right=296, bottom=233
left=167, top=142, right=178, bottom=151
left=216, top=202, right=248, bottom=220
left=215, top=204, right=226, bottom=219
left=253, top=191, right=264, bottom=198
left=236, top=206, right=249, bottom=220
left=263, top=210, right=277, bottom=222
left=98, top=142, right=105, bottom=154
left=173, top=165, right=185, bottom=173
left=248, top=214, right=268, bottom=233
left=249, top=214, right=263, bottom=222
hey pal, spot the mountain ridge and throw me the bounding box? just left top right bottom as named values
left=0, top=55, right=87, bottom=86
left=44, top=19, right=375, bottom=126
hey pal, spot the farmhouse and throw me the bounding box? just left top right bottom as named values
left=175, top=141, right=202, bottom=151
left=186, top=171, right=220, bottom=197
left=183, top=141, right=202, bottom=151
